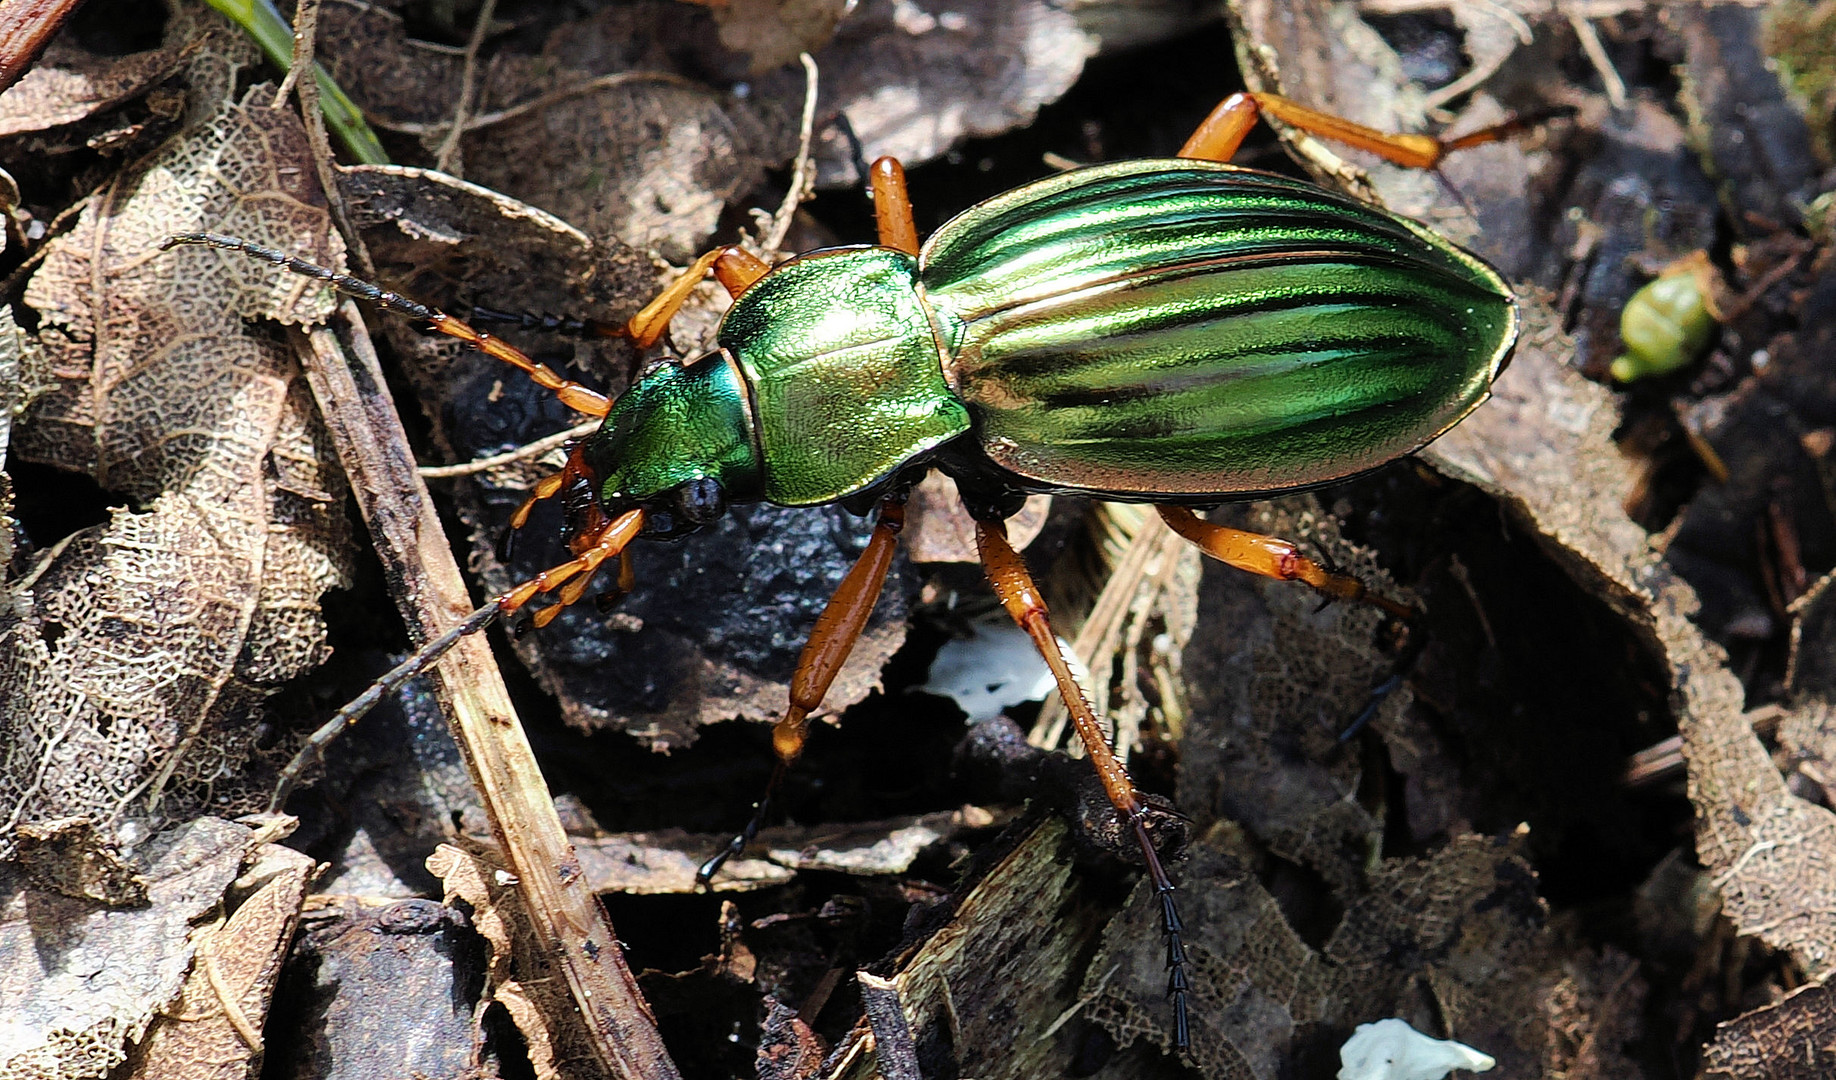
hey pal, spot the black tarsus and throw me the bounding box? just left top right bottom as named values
left=696, top=761, right=787, bottom=888
left=1131, top=812, right=1190, bottom=1052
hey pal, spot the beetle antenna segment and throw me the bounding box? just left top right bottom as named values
left=1157, top=506, right=1417, bottom=620
left=974, top=518, right=1191, bottom=1051
left=697, top=497, right=907, bottom=889
left=160, top=233, right=614, bottom=418
left=268, top=600, right=498, bottom=812
left=267, top=507, right=646, bottom=812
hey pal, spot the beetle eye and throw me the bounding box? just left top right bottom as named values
left=676, top=477, right=726, bottom=525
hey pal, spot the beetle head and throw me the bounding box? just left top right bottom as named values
left=575, top=353, right=762, bottom=538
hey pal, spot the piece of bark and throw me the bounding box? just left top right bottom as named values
left=125, top=844, right=317, bottom=1080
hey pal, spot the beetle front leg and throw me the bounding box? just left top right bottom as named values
left=696, top=497, right=907, bottom=887
left=619, top=246, right=773, bottom=349
left=1179, top=91, right=1558, bottom=169
left=1157, top=505, right=1415, bottom=619
left=975, top=518, right=1191, bottom=1052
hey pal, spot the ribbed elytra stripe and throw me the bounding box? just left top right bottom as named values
left=957, top=253, right=1480, bottom=387
left=923, top=162, right=1500, bottom=320
left=919, top=157, right=1515, bottom=496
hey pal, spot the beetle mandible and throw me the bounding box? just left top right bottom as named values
left=169, top=89, right=1550, bottom=1051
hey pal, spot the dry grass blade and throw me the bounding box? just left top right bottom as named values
left=1030, top=504, right=1195, bottom=759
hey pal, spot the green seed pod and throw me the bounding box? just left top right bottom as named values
left=1610, top=259, right=1719, bottom=383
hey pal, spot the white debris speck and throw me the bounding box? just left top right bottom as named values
left=920, top=616, right=1071, bottom=721
left=891, top=0, right=937, bottom=34
left=1338, top=1018, right=1495, bottom=1080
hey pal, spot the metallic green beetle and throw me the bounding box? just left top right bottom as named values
left=169, top=89, right=1539, bottom=1054
left=588, top=158, right=1513, bottom=515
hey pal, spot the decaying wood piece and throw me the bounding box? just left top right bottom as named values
left=826, top=818, right=1122, bottom=1080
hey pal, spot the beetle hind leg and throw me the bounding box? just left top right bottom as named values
left=1179, top=90, right=1567, bottom=170
left=975, top=518, right=1192, bottom=1051
left=1157, top=505, right=1416, bottom=620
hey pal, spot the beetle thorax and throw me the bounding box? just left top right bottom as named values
left=713, top=246, right=970, bottom=507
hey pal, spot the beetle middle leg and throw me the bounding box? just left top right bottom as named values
left=869, top=157, right=920, bottom=256
left=1179, top=90, right=1562, bottom=168
left=975, top=517, right=1191, bottom=1052
left=696, top=496, right=908, bottom=887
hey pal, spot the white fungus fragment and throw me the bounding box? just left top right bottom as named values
left=919, top=617, right=1056, bottom=721
left=1337, top=1018, right=1495, bottom=1080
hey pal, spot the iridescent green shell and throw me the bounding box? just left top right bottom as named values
left=587, top=158, right=1516, bottom=511
left=718, top=248, right=969, bottom=506
left=920, top=159, right=1517, bottom=497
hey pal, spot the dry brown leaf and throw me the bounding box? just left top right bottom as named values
left=809, top=0, right=1097, bottom=184
left=0, top=5, right=203, bottom=139
left=1085, top=827, right=1643, bottom=1076
left=1700, top=982, right=1836, bottom=1078
left=0, top=817, right=248, bottom=1080
left=124, top=843, right=315, bottom=1080
left=709, top=0, right=851, bottom=74
left=3, top=64, right=352, bottom=860
left=14, top=818, right=148, bottom=905
left=553, top=811, right=992, bottom=895
left=313, top=0, right=796, bottom=260
left=1176, top=498, right=1403, bottom=893
left=0, top=302, right=47, bottom=595
left=264, top=894, right=490, bottom=1080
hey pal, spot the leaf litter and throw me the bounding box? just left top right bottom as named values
left=2, top=0, right=1835, bottom=1077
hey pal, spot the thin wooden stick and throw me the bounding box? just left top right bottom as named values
left=295, top=303, right=680, bottom=1080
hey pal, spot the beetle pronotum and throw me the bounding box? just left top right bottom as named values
left=170, top=89, right=1556, bottom=1051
